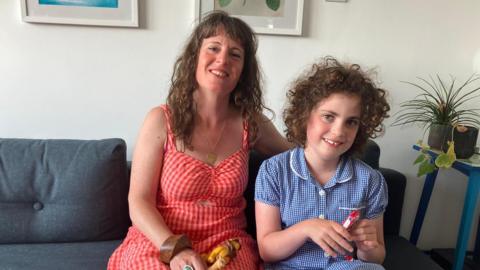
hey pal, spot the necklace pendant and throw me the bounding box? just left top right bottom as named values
left=206, top=153, right=217, bottom=165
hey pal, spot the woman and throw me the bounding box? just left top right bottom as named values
left=108, top=11, right=291, bottom=270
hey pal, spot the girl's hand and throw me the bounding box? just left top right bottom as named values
left=350, top=219, right=380, bottom=251
left=169, top=249, right=208, bottom=270
left=303, top=218, right=354, bottom=258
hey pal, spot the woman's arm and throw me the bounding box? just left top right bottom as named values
left=350, top=216, right=386, bottom=264
left=128, top=107, right=173, bottom=248
left=128, top=107, right=207, bottom=270
left=252, top=113, right=294, bottom=156
left=255, top=201, right=354, bottom=262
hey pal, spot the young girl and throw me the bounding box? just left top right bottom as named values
left=255, top=57, right=390, bottom=270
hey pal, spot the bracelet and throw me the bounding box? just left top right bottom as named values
left=159, top=234, right=192, bottom=264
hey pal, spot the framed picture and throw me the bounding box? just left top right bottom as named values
left=20, top=0, right=139, bottom=27
left=195, top=0, right=304, bottom=36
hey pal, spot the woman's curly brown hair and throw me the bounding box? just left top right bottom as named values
left=283, top=56, right=390, bottom=156
left=166, top=11, right=265, bottom=149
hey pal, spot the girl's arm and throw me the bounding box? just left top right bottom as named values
left=252, top=113, right=294, bottom=156
left=350, top=215, right=386, bottom=264
left=255, top=201, right=354, bottom=262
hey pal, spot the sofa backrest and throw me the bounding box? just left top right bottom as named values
left=0, top=138, right=130, bottom=244
left=245, top=139, right=406, bottom=238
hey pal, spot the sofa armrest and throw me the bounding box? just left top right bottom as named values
left=380, top=167, right=406, bottom=236
left=358, top=140, right=406, bottom=236
left=245, top=151, right=268, bottom=239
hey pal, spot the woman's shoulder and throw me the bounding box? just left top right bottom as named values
left=146, top=105, right=167, bottom=118
left=140, top=105, right=169, bottom=132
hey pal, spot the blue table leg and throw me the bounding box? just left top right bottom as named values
left=474, top=215, right=480, bottom=262
left=453, top=171, right=480, bottom=270
left=410, top=169, right=439, bottom=245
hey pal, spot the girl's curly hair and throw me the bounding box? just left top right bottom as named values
left=167, top=11, right=265, bottom=149
left=283, top=56, right=390, bottom=156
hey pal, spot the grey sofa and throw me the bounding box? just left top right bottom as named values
left=0, top=138, right=130, bottom=270
left=0, top=138, right=442, bottom=269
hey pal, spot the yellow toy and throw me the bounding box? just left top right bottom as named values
left=201, top=239, right=241, bottom=270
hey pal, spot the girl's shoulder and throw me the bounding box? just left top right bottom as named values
left=347, top=157, right=382, bottom=177
left=263, top=147, right=298, bottom=165
left=259, top=147, right=305, bottom=179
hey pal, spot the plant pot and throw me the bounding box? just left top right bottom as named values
left=444, top=126, right=479, bottom=159
left=428, top=124, right=452, bottom=150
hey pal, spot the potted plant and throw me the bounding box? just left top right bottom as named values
left=392, top=74, right=480, bottom=176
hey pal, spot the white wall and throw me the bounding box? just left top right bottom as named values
left=1, top=0, right=479, bottom=251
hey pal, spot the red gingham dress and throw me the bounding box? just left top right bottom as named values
left=108, top=105, right=260, bottom=269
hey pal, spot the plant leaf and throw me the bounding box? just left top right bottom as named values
left=266, top=0, right=280, bottom=11
left=435, top=142, right=455, bottom=168
left=414, top=154, right=426, bottom=165
left=435, top=153, right=454, bottom=168
left=446, top=141, right=456, bottom=157
left=218, top=0, right=232, bottom=7
left=393, top=74, right=480, bottom=130
left=418, top=160, right=436, bottom=177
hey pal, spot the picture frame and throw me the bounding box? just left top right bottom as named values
left=20, top=0, right=139, bottom=27
left=195, top=0, right=304, bottom=36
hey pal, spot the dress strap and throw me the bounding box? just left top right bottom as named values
left=160, top=105, right=176, bottom=150
left=242, top=119, right=249, bottom=151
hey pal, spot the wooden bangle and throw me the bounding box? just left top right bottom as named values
left=159, top=234, right=192, bottom=264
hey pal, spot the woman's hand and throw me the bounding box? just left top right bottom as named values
left=350, top=219, right=381, bottom=251
left=303, top=218, right=354, bottom=258
left=169, top=249, right=208, bottom=270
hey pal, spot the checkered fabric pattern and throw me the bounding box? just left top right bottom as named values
left=255, top=147, right=387, bottom=270
left=108, top=105, right=260, bottom=269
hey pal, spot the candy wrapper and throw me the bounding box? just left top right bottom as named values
left=201, top=238, right=241, bottom=270
left=342, top=210, right=360, bottom=261
left=342, top=210, right=360, bottom=230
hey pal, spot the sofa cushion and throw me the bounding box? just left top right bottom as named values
left=357, top=139, right=380, bottom=169
left=0, top=138, right=130, bottom=244
left=0, top=240, right=121, bottom=270
left=384, top=235, right=443, bottom=270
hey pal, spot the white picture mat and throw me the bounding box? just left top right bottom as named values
left=21, top=0, right=138, bottom=27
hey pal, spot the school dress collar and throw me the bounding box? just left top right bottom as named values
left=289, top=147, right=353, bottom=188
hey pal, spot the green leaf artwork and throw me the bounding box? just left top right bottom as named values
left=266, top=0, right=280, bottom=11
left=217, top=0, right=280, bottom=11
left=218, top=0, right=233, bottom=8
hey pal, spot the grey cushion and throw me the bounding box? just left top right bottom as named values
left=0, top=240, right=121, bottom=270
left=0, top=138, right=130, bottom=244
left=384, top=235, right=443, bottom=270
